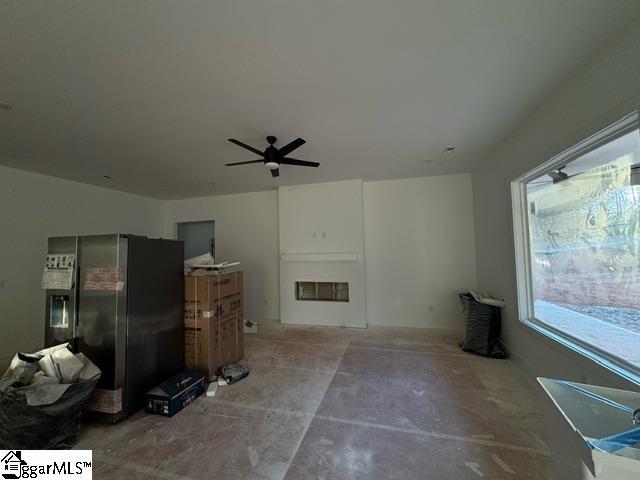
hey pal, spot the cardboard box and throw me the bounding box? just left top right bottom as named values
left=219, top=315, right=238, bottom=366
left=184, top=293, right=242, bottom=321
left=85, top=387, right=123, bottom=415
left=236, top=314, right=244, bottom=359
left=184, top=314, right=244, bottom=380
left=184, top=317, right=220, bottom=380
left=184, top=272, right=243, bottom=310
left=144, top=370, right=205, bottom=417
left=184, top=272, right=244, bottom=380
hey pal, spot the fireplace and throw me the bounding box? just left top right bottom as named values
left=296, top=281, right=349, bottom=302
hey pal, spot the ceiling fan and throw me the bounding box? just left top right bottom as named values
left=225, top=136, right=319, bottom=177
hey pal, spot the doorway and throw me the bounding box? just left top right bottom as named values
left=177, top=220, right=215, bottom=260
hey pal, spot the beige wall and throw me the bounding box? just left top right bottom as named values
left=0, top=165, right=164, bottom=360
left=163, top=174, right=478, bottom=329
left=162, top=190, right=280, bottom=321
left=471, top=18, right=640, bottom=390
left=364, top=174, right=477, bottom=328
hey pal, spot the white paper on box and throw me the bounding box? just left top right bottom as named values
left=41, top=254, right=75, bottom=290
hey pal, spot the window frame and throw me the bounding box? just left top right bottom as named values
left=510, top=112, right=640, bottom=385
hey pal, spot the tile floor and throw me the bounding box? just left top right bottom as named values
left=76, top=320, right=552, bottom=479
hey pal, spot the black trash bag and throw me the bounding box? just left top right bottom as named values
left=458, top=293, right=506, bottom=358
left=0, top=375, right=99, bottom=450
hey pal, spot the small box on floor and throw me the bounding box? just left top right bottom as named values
left=144, top=370, right=205, bottom=417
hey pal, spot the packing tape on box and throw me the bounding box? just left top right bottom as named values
left=588, top=427, right=640, bottom=454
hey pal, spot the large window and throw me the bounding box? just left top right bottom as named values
left=512, top=113, right=640, bottom=380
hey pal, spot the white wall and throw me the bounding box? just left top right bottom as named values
left=279, top=179, right=365, bottom=255
left=278, top=179, right=367, bottom=327
left=0, top=165, right=164, bottom=360
left=163, top=190, right=280, bottom=321
left=0, top=166, right=478, bottom=358
left=162, top=176, right=477, bottom=330
left=364, top=174, right=477, bottom=328
left=471, top=18, right=640, bottom=391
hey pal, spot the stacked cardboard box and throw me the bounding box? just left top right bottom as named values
left=184, top=271, right=244, bottom=380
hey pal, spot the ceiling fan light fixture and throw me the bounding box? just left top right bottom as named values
left=226, top=136, right=317, bottom=176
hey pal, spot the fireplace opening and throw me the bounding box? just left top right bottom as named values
left=296, top=281, right=349, bottom=302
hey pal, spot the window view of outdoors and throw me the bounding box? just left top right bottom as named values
left=526, top=129, right=640, bottom=364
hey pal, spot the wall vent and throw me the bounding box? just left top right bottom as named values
left=296, top=281, right=349, bottom=302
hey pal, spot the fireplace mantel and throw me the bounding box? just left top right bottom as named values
left=280, top=252, right=358, bottom=262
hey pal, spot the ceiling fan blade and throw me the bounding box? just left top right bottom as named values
left=277, top=138, right=306, bottom=156
left=228, top=139, right=264, bottom=156
left=280, top=157, right=319, bottom=167
left=225, top=160, right=264, bottom=166
left=271, top=168, right=280, bottom=178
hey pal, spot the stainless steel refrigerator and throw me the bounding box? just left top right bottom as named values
left=43, top=234, right=184, bottom=422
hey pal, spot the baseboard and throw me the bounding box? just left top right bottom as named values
left=244, top=311, right=280, bottom=322
left=368, top=319, right=463, bottom=331
left=244, top=316, right=279, bottom=323
left=499, top=340, right=541, bottom=390
left=280, top=319, right=363, bottom=329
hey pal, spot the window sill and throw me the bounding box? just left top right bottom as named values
left=523, top=301, right=640, bottom=387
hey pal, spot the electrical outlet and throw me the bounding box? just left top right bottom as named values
left=428, top=305, right=434, bottom=313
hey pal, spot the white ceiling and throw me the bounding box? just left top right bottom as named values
left=1, top=1, right=639, bottom=200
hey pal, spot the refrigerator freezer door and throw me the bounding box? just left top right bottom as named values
left=124, top=237, right=184, bottom=416
left=76, top=234, right=128, bottom=414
